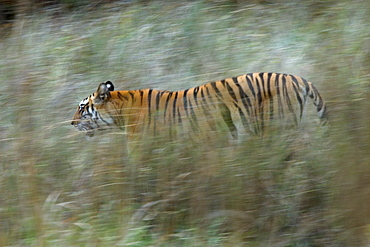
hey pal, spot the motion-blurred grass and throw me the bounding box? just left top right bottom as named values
left=1, top=0, right=370, bottom=246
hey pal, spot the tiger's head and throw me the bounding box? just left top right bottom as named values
left=71, top=81, right=115, bottom=137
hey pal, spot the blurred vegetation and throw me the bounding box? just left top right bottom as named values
left=1, top=0, right=370, bottom=246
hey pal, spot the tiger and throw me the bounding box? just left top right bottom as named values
left=71, top=72, right=327, bottom=144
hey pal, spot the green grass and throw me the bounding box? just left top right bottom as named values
left=1, top=0, right=370, bottom=246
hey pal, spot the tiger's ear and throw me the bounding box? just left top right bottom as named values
left=105, top=81, right=114, bottom=91
left=95, top=81, right=114, bottom=103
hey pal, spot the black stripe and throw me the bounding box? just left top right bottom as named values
left=290, top=76, right=304, bottom=103
left=210, top=81, right=223, bottom=99
left=301, top=77, right=310, bottom=95
left=245, top=74, right=260, bottom=133
left=147, top=89, right=153, bottom=126
left=266, top=73, right=273, bottom=98
left=128, top=91, right=135, bottom=103
left=188, top=100, right=199, bottom=132
left=182, top=89, right=198, bottom=132
left=222, top=102, right=238, bottom=139
left=231, top=77, right=251, bottom=130
left=245, top=74, right=256, bottom=97
left=164, top=92, right=172, bottom=122
left=177, top=108, right=182, bottom=126
left=193, top=86, right=199, bottom=100
left=210, top=81, right=240, bottom=137
left=172, top=92, right=178, bottom=123
left=117, top=92, right=129, bottom=101
left=225, top=79, right=238, bottom=102
left=267, top=73, right=274, bottom=122
left=255, top=74, right=263, bottom=108
left=202, top=87, right=217, bottom=132
left=260, top=72, right=268, bottom=99
left=86, top=104, right=95, bottom=114
left=312, top=85, right=323, bottom=111
left=200, top=87, right=211, bottom=112
left=254, top=74, right=264, bottom=134
left=183, top=89, right=189, bottom=117
left=290, top=76, right=304, bottom=121
left=233, top=77, right=252, bottom=116
left=140, top=90, right=144, bottom=105
left=277, top=74, right=284, bottom=119
left=282, top=77, right=298, bottom=125
left=156, top=91, right=161, bottom=111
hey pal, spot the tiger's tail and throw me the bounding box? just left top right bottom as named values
left=307, top=82, right=328, bottom=125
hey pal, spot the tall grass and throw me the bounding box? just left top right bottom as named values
left=1, top=0, right=370, bottom=245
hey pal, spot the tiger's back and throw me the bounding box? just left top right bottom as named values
left=71, top=73, right=327, bottom=142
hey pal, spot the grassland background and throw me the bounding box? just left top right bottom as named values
left=1, top=0, right=370, bottom=246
